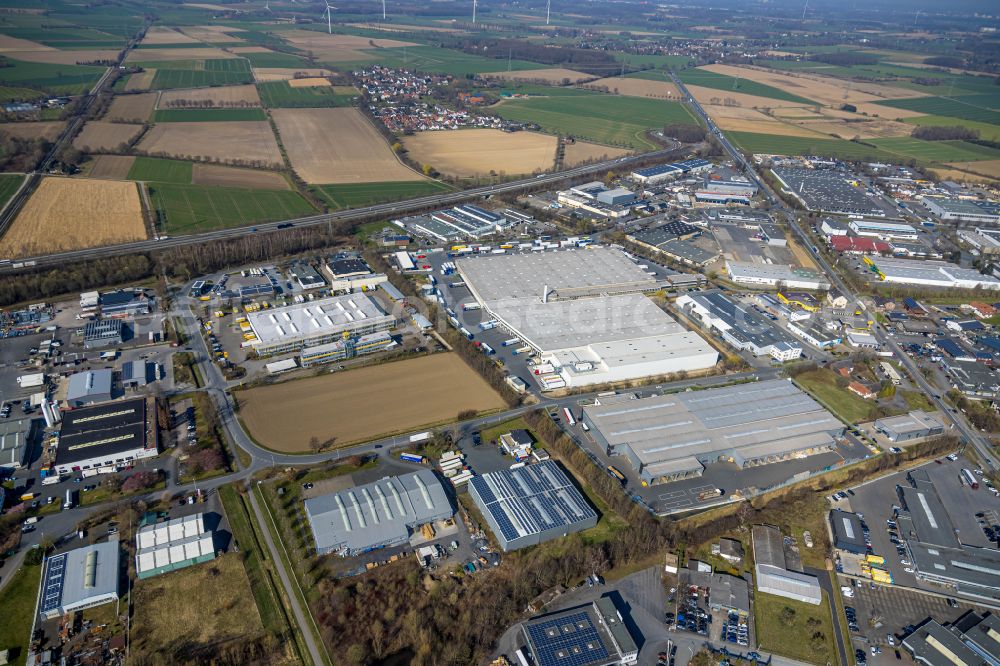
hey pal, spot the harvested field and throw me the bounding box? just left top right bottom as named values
left=159, top=84, right=260, bottom=107
left=946, top=160, right=1000, bottom=180
left=105, top=92, right=157, bottom=122
left=184, top=2, right=233, bottom=9
left=710, top=111, right=823, bottom=138
left=278, top=31, right=415, bottom=62
left=124, top=70, right=156, bottom=91
left=794, top=117, right=914, bottom=139
left=0, top=35, right=53, bottom=51
left=86, top=155, right=136, bottom=179
left=0, top=121, right=65, bottom=142
left=180, top=27, right=243, bottom=43
left=272, top=107, right=418, bottom=183
left=685, top=84, right=809, bottom=111
left=192, top=163, right=289, bottom=189
left=0, top=177, right=146, bottom=256
left=703, top=64, right=928, bottom=115
left=563, top=140, right=631, bottom=166
left=2, top=50, right=121, bottom=65
left=483, top=68, right=594, bottom=84
left=130, top=554, right=265, bottom=661
left=252, top=68, right=333, bottom=82
left=126, top=47, right=237, bottom=62
left=583, top=77, right=680, bottom=99
left=73, top=121, right=144, bottom=152
left=237, top=353, right=505, bottom=451
left=928, top=167, right=995, bottom=184
left=138, top=121, right=281, bottom=167
left=141, top=26, right=200, bottom=45
left=405, top=128, right=556, bottom=177
left=287, top=77, right=330, bottom=87
left=229, top=46, right=272, bottom=54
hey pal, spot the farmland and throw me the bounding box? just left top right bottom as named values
left=152, top=108, right=268, bottom=122
left=726, top=131, right=896, bottom=161
left=105, top=92, right=157, bottom=122
left=869, top=137, right=1000, bottom=163
left=495, top=93, right=697, bottom=149
left=159, top=83, right=261, bottom=107
left=271, top=107, right=419, bottom=183
left=237, top=353, right=505, bottom=451
left=252, top=68, right=334, bottom=82
left=0, top=177, right=146, bottom=256
left=127, top=47, right=237, bottom=62
left=137, top=121, right=283, bottom=168
left=72, top=121, right=144, bottom=152
left=483, top=68, right=593, bottom=84
left=583, top=75, right=680, bottom=99
left=0, top=56, right=105, bottom=95
left=129, top=555, right=268, bottom=662
left=275, top=31, right=416, bottom=62
left=877, top=96, right=1000, bottom=126
left=312, top=180, right=450, bottom=210
left=86, top=154, right=136, bottom=179
left=257, top=80, right=356, bottom=108
left=335, top=44, right=545, bottom=76
left=0, top=121, right=65, bottom=142
left=192, top=164, right=290, bottom=190
left=563, top=140, right=631, bottom=166
left=148, top=182, right=315, bottom=234
left=906, top=116, right=1000, bottom=143
left=404, top=129, right=557, bottom=177
left=676, top=67, right=816, bottom=104
left=147, top=59, right=254, bottom=90
left=0, top=174, right=22, bottom=209
left=127, top=157, right=194, bottom=183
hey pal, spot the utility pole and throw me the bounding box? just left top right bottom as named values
left=508, top=47, right=512, bottom=72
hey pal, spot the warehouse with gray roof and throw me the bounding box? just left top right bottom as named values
left=39, top=540, right=121, bottom=619
left=468, top=460, right=597, bottom=551
left=522, top=596, right=639, bottom=666
left=752, top=524, right=822, bottom=605
left=677, top=290, right=803, bottom=361
left=304, top=470, right=453, bottom=557
left=874, top=411, right=944, bottom=443
left=903, top=613, right=1000, bottom=666
left=581, top=379, right=842, bottom=486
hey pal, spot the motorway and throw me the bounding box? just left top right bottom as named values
left=0, top=143, right=684, bottom=271
left=671, top=74, right=997, bottom=475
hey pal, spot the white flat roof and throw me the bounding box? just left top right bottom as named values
left=247, top=294, right=390, bottom=346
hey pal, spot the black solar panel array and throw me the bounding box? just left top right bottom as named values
left=526, top=611, right=609, bottom=666
left=40, top=553, right=68, bottom=616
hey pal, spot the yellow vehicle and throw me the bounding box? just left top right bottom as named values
left=866, top=554, right=885, bottom=565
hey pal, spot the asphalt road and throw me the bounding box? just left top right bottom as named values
left=808, top=566, right=851, bottom=666
left=0, top=143, right=684, bottom=271
left=671, top=74, right=997, bottom=476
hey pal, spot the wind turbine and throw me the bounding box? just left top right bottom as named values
left=382, top=0, right=386, bottom=20
left=801, top=0, right=808, bottom=20
left=263, top=0, right=271, bottom=11
left=546, top=0, right=550, bottom=26
left=472, top=0, right=477, bottom=24
left=323, top=1, right=333, bottom=34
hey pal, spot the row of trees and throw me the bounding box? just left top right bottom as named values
left=912, top=125, right=980, bottom=141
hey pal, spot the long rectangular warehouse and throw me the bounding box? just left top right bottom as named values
left=581, top=380, right=843, bottom=486
left=304, top=470, right=453, bottom=557
left=468, top=460, right=597, bottom=551
left=247, top=293, right=395, bottom=356
left=457, top=247, right=718, bottom=387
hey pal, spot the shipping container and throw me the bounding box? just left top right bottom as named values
left=450, top=471, right=474, bottom=486
left=478, top=319, right=498, bottom=331
left=440, top=459, right=464, bottom=472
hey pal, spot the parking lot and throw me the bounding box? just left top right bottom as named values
left=711, top=222, right=799, bottom=266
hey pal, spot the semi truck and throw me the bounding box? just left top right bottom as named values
left=478, top=319, right=499, bottom=331
left=562, top=408, right=576, bottom=426
left=400, top=453, right=426, bottom=464
left=962, top=468, right=979, bottom=489
left=462, top=303, right=481, bottom=311
left=501, top=338, right=520, bottom=347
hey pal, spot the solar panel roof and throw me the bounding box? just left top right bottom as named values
left=526, top=611, right=610, bottom=666
left=40, top=552, right=68, bottom=616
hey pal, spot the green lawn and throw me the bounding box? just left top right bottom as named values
left=150, top=183, right=316, bottom=234
left=312, top=180, right=451, bottom=211
left=794, top=368, right=874, bottom=424
left=877, top=96, right=1000, bottom=126
left=146, top=59, right=254, bottom=90
left=335, top=44, right=545, bottom=76
left=151, top=108, right=267, bottom=122
left=754, top=590, right=840, bottom=666
left=478, top=416, right=533, bottom=447
left=905, top=115, right=1000, bottom=143
left=900, top=389, right=935, bottom=412
left=676, top=67, right=816, bottom=104
left=0, top=56, right=105, bottom=95
left=0, top=563, right=43, bottom=666
left=0, top=174, right=24, bottom=210
left=127, top=157, right=193, bottom=184
left=257, top=80, right=356, bottom=108
left=869, top=137, right=1000, bottom=163
left=726, top=131, right=895, bottom=161
left=496, top=93, right=697, bottom=149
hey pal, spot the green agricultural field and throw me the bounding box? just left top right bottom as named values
left=0, top=174, right=24, bottom=210
left=496, top=93, right=696, bottom=149
left=152, top=108, right=268, bottom=122
left=876, top=96, right=1000, bottom=126
left=905, top=115, right=1000, bottom=143
left=676, top=67, right=816, bottom=104
left=616, top=53, right=694, bottom=70
left=313, top=180, right=451, bottom=211
left=127, top=157, right=193, bottom=184
left=0, top=56, right=105, bottom=95
left=146, top=59, right=254, bottom=90
left=336, top=44, right=545, bottom=76
left=726, top=131, right=895, bottom=162
left=0, top=563, right=43, bottom=666
left=0, top=86, right=45, bottom=103
left=869, top=137, right=1000, bottom=163
left=241, top=51, right=313, bottom=68
left=257, top=81, right=356, bottom=108
left=149, top=183, right=316, bottom=234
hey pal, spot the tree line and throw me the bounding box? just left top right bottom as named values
left=912, top=125, right=980, bottom=141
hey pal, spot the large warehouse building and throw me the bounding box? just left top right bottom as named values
left=456, top=247, right=718, bottom=388
left=55, top=397, right=157, bottom=475
left=903, top=614, right=1000, bottom=666
left=39, top=540, right=121, bottom=620
left=874, top=410, right=944, bottom=443
left=304, top=470, right=453, bottom=557
left=247, top=293, right=395, bottom=356
left=677, top=290, right=803, bottom=361
left=522, top=597, right=639, bottom=666
left=136, top=513, right=216, bottom=579
left=866, top=257, right=1000, bottom=290
left=581, top=380, right=842, bottom=486
left=752, top=524, right=822, bottom=605
left=468, top=461, right=597, bottom=551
